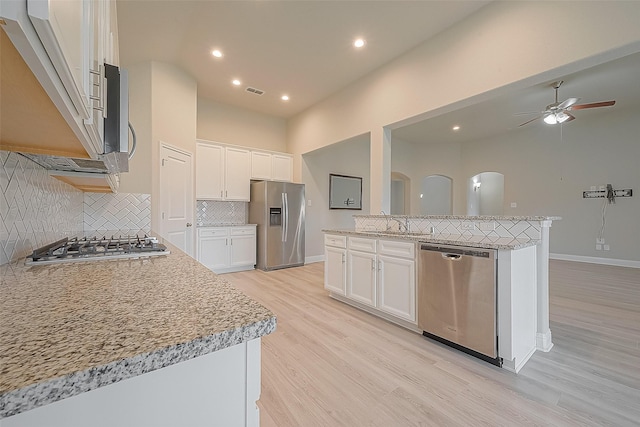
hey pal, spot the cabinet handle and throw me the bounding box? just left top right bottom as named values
left=378, top=261, right=382, bottom=272
left=220, top=190, right=223, bottom=197
left=225, top=190, right=228, bottom=198
left=371, top=259, right=375, bottom=270
left=342, top=254, right=345, bottom=263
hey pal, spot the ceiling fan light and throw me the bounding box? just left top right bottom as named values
left=543, top=113, right=557, bottom=125
left=556, top=111, right=570, bottom=123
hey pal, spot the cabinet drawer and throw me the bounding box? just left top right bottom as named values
left=231, top=226, right=256, bottom=236
left=378, top=239, right=416, bottom=259
left=325, top=234, right=346, bottom=248
left=348, top=237, right=377, bottom=253
left=198, top=228, right=228, bottom=238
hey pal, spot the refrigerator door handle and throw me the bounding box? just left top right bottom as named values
left=283, top=192, right=289, bottom=242
left=281, top=192, right=286, bottom=242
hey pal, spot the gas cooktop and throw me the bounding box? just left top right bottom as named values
left=26, top=235, right=170, bottom=265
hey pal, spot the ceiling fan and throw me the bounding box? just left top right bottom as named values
left=518, top=81, right=616, bottom=127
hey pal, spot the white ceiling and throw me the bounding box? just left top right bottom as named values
left=116, top=0, right=490, bottom=118
left=392, top=51, right=640, bottom=145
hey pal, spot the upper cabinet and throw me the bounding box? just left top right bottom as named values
left=196, top=142, right=250, bottom=201
left=0, top=0, right=118, bottom=159
left=250, top=150, right=293, bottom=182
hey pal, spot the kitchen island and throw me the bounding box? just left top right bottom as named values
left=0, top=237, right=275, bottom=426
left=324, top=214, right=559, bottom=373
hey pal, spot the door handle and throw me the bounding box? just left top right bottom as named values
left=186, top=223, right=192, bottom=227
left=443, top=253, right=461, bottom=260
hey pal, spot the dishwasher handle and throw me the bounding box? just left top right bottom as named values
left=442, top=253, right=462, bottom=261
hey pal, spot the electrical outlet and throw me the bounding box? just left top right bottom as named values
left=596, top=238, right=605, bottom=244
left=590, top=186, right=596, bottom=191
left=479, top=222, right=495, bottom=231
left=307, top=199, right=312, bottom=207
left=599, top=185, right=605, bottom=191
left=510, top=202, right=517, bottom=208
left=604, top=244, right=610, bottom=251
left=461, top=222, right=475, bottom=231
left=596, top=244, right=602, bottom=250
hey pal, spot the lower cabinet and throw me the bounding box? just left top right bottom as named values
left=324, top=235, right=347, bottom=295
left=197, top=226, right=256, bottom=273
left=324, top=234, right=417, bottom=325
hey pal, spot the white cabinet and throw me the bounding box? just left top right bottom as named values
left=26, top=0, right=114, bottom=152
left=197, top=226, right=256, bottom=274
left=271, top=154, right=293, bottom=182
left=224, top=147, right=251, bottom=200
left=324, top=234, right=417, bottom=325
left=196, top=142, right=250, bottom=201
left=347, top=250, right=377, bottom=307
left=324, top=234, right=347, bottom=295
left=250, top=151, right=272, bottom=180
left=250, top=151, right=293, bottom=182
left=378, top=255, right=416, bottom=322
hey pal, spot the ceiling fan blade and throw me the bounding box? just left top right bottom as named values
left=513, top=111, right=542, bottom=116
left=570, top=100, right=616, bottom=110
left=557, top=97, right=580, bottom=109
left=518, top=116, right=541, bottom=127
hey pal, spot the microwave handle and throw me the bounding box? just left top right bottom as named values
left=128, top=122, right=137, bottom=160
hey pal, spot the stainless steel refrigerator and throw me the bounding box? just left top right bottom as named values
left=249, top=181, right=305, bottom=271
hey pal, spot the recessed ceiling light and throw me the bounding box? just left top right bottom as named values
left=452, top=125, right=461, bottom=131
left=354, top=38, right=366, bottom=48
left=281, top=95, right=289, bottom=101
left=232, top=79, right=241, bottom=86
left=212, top=49, right=223, bottom=58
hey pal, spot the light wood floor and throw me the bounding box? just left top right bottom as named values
left=225, top=260, right=640, bottom=426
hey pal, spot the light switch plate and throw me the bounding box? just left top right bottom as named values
left=510, top=202, right=517, bottom=208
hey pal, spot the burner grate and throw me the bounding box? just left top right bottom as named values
left=27, top=235, right=169, bottom=265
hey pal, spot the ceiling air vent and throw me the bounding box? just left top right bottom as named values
left=245, top=87, right=265, bottom=96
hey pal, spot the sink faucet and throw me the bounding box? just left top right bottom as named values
left=389, top=217, right=410, bottom=233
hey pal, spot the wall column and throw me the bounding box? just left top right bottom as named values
left=536, top=220, right=553, bottom=352
left=370, top=127, right=392, bottom=214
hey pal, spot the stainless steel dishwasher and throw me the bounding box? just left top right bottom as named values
left=418, top=243, right=501, bottom=367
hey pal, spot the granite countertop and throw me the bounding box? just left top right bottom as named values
left=353, top=214, right=561, bottom=221
left=323, top=229, right=539, bottom=250
left=197, top=223, right=257, bottom=228
left=0, top=237, right=276, bottom=419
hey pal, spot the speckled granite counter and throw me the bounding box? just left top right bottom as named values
left=0, top=237, right=276, bottom=419
left=323, top=229, right=538, bottom=250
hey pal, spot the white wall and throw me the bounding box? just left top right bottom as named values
left=197, top=98, right=287, bottom=152
left=119, top=62, right=197, bottom=231
left=287, top=1, right=640, bottom=213
left=461, top=106, right=640, bottom=261
left=391, top=138, right=463, bottom=215
left=302, top=135, right=370, bottom=258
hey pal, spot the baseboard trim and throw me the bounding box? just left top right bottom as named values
left=305, top=255, right=325, bottom=264
left=536, top=331, right=554, bottom=352
left=550, top=253, right=640, bottom=269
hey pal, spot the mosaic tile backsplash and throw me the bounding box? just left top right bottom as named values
left=196, top=200, right=248, bottom=226
left=1, top=151, right=154, bottom=265
left=84, top=193, right=151, bottom=233
left=354, top=215, right=542, bottom=241
left=0, top=152, right=83, bottom=265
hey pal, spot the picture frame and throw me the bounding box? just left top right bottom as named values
left=329, top=174, right=362, bottom=210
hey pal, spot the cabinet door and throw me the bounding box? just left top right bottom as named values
left=347, top=250, right=377, bottom=307
left=83, top=0, right=107, bottom=147
left=197, top=236, right=229, bottom=271
left=225, top=147, right=250, bottom=201
left=324, top=246, right=346, bottom=295
left=229, top=235, right=256, bottom=268
left=378, top=255, right=416, bottom=322
left=28, top=0, right=92, bottom=121
left=196, top=143, right=224, bottom=200
left=251, top=151, right=272, bottom=180
left=272, top=154, right=292, bottom=182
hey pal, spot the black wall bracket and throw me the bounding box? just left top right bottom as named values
left=583, top=189, right=632, bottom=199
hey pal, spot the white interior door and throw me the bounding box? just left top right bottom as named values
left=159, top=143, right=194, bottom=256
